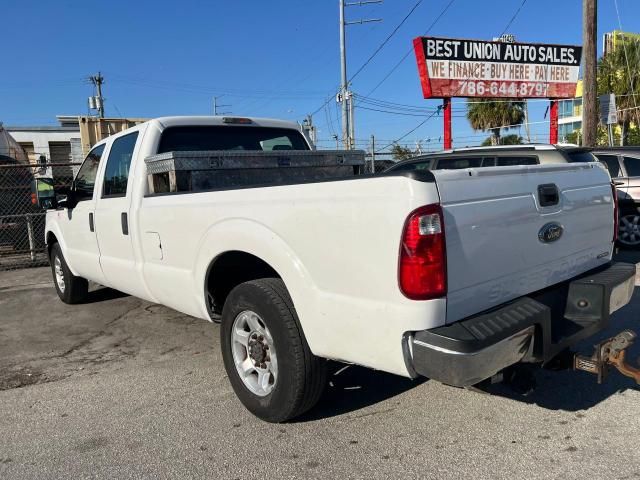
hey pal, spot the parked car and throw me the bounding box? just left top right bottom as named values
left=592, top=148, right=640, bottom=247
left=384, top=144, right=597, bottom=172
left=385, top=145, right=640, bottom=248
left=45, top=118, right=634, bottom=422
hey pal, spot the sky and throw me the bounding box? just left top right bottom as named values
left=2, top=0, right=640, bottom=153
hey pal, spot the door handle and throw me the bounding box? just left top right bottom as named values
left=89, top=213, right=94, bottom=232
left=537, top=183, right=559, bottom=207
left=121, top=212, right=129, bottom=235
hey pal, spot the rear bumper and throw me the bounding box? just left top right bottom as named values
left=407, top=262, right=637, bottom=386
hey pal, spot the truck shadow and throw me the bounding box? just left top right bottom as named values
left=298, top=362, right=427, bottom=422
left=470, top=278, right=640, bottom=412
left=85, top=286, right=130, bottom=303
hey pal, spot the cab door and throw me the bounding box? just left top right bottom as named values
left=94, top=130, right=146, bottom=297
left=57, top=144, right=107, bottom=284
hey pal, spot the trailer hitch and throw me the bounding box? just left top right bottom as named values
left=574, top=330, right=640, bottom=384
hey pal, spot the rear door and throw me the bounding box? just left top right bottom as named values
left=432, top=163, right=615, bottom=323
left=94, top=129, right=146, bottom=297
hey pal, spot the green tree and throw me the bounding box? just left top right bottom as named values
left=466, top=99, right=525, bottom=146
left=565, top=127, right=613, bottom=146
left=390, top=144, right=415, bottom=161
left=597, top=40, right=640, bottom=145
left=481, top=134, right=523, bottom=146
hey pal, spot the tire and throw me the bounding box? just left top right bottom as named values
left=220, top=278, right=327, bottom=422
left=617, top=212, right=640, bottom=249
left=49, top=243, right=88, bottom=304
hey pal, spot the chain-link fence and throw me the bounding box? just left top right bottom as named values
left=0, top=163, right=78, bottom=271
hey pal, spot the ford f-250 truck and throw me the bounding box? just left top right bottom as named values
left=45, top=116, right=636, bottom=422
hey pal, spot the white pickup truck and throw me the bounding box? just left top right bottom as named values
left=45, top=116, right=636, bottom=422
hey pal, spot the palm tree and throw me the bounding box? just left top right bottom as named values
left=597, top=39, right=640, bottom=145
left=466, top=99, right=525, bottom=145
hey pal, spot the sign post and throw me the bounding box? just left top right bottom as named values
left=443, top=98, right=452, bottom=149
left=413, top=37, right=582, bottom=147
left=549, top=100, right=558, bottom=144
left=599, top=94, right=618, bottom=147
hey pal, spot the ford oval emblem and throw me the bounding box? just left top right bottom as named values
left=538, top=222, right=564, bottom=243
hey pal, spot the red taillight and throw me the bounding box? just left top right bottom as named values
left=612, top=182, right=619, bottom=242
left=31, top=193, right=37, bottom=205
left=398, top=204, right=447, bottom=300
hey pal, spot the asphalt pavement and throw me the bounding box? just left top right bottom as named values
left=1, top=252, right=640, bottom=479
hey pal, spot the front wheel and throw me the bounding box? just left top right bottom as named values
left=220, top=278, right=327, bottom=422
left=50, top=243, right=88, bottom=304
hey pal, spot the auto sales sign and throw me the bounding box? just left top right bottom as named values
left=413, top=37, right=582, bottom=99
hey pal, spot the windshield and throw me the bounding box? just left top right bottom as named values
left=158, top=126, right=310, bottom=153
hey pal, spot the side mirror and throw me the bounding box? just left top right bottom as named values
left=55, top=186, right=77, bottom=210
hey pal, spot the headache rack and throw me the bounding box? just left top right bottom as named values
left=145, top=150, right=366, bottom=194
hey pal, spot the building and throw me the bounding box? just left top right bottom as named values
left=558, top=81, right=583, bottom=142
left=603, top=30, right=640, bottom=57
left=558, top=29, right=640, bottom=143
left=6, top=116, right=82, bottom=165
left=5, top=116, right=147, bottom=177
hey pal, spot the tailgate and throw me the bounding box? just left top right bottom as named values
left=433, top=163, right=615, bottom=323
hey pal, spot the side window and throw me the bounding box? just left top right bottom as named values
left=481, top=157, right=496, bottom=167
left=261, top=136, right=293, bottom=151
left=391, top=160, right=431, bottom=172
left=496, top=156, right=538, bottom=166
left=595, top=155, right=621, bottom=177
left=623, top=157, right=640, bottom=177
left=102, top=132, right=139, bottom=197
left=435, top=157, right=481, bottom=169
left=74, top=144, right=105, bottom=201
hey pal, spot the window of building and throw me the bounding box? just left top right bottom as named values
left=74, top=144, right=105, bottom=201
left=102, top=132, right=139, bottom=197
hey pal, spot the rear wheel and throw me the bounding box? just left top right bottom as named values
left=618, top=213, right=640, bottom=248
left=220, top=278, right=327, bottom=422
left=50, top=243, right=88, bottom=304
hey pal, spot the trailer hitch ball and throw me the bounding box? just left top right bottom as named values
left=574, top=330, right=640, bottom=384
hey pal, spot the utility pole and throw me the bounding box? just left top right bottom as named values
left=582, top=0, right=597, bottom=147
left=523, top=102, right=532, bottom=143
left=339, top=0, right=382, bottom=150
left=369, top=134, right=375, bottom=172
left=89, top=72, right=105, bottom=118
left=302, top=115, right=317, bottom=147
left=339, top=0, right=349, bottom=149
left=213, top=96, right=231, bottom=115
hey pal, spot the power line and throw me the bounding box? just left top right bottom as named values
left=381, top=0, right=529, bottom=149
left=363, top=0, right=456, bottom=97
left=612, top=0, right=640, bottom=131
left=348, top=0, right=425, bottom=83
